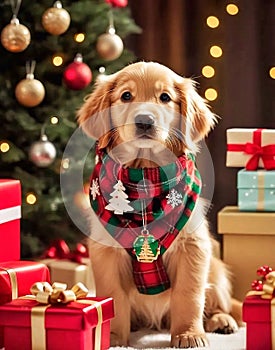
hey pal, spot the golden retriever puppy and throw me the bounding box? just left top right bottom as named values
left=78, top=62, right=241, bottom=348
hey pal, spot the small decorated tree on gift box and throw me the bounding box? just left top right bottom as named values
left=0, top=0, right=140, bottom=257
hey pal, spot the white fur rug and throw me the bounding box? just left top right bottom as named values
left=110, top=327, right=246, bottom=350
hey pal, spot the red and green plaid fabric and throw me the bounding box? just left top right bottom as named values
left=90, top=147, right=202, bottom=295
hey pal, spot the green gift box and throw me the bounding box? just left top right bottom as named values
left=237, top=169, right=275, bottom=211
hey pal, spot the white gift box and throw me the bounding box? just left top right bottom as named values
left=226, top=128, right=275, bottom=169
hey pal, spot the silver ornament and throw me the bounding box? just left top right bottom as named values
left=29, top=134, right=56, bottom=167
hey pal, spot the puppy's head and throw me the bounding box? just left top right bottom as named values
left=78, top=62, right=217, bottom=158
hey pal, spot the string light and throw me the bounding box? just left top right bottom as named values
left=0, top=142, right=10, bottom=153
left=206, top=16, right=219, bottom=28
left=205, top=88, right=218, bottom=101
left=99, top=66, right=106, bottom=74
left=26, top=193, right=37, bottom=205
left=202, top=65, right=215, bottom=78
left=51, top=116, right=59, bottom=124
left=62, top=158, right=70, bottom=169
left=74, top=33, right=85, bottom=43
left=226, top=4, right=239, bottom=15
left=269, top=67, right=275, bottom=79
left=203, top=5, right=238, bottom=104
left=52, top=55, right=63, bottom=67
left=210, top=45, right=223, bottom=58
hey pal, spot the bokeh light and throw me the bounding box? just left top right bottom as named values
left=0, top=142, right=10, bottom=153
left=26, top=193, right=37, bottom=205
left=210, top=45, right=223, bottom=58
left=74, top=33, right=85, bottom=43
left=269, top=67, right=275, bottom=79
left=51, top=116, right=59, bottom=124
left=226, top=4, right=239, bottom=15
left=205, top=88, right=218, bottom=101
left=206, top=16, right=220, bottom=28
left=52, top=55, right=63, bottom=67
left=202, top=65, right=215, bottom=78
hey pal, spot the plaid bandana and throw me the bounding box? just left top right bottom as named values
left=89, top=147, right=202, bottom=295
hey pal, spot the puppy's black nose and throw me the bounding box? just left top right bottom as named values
left=135, top=114, right=155, bottom=131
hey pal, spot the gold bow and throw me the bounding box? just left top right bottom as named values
left=261, top=272, right=275, bottom=299
left=248, top=271, right=275, bottom=300
left=22, top=281, right=89, bottom=304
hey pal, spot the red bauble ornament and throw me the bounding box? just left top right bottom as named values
left=63, top=53, right=92, bottom=90
left=105, top=0, right=128, bottom=7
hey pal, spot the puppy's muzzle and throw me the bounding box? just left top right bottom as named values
left=135, top=114, right=155, bottom=133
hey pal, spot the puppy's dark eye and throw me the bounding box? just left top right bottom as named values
left=160, top=93, right=171, bottom=103
left=121, top=91, right=132, bottom=102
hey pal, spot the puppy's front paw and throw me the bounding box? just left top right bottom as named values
left=205, top=313, right=238, bottom=334
left=110, top=332, right=128, bottom=347
left=171, top=332, right=209, bottom=348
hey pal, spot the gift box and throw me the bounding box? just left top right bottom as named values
left=0, top=261, right=50, bottom=348
left=0, top=179, right=21, bottom=262
left=243, top=268, right=275, bottom=350
left=218, top=206, right=275, bottom=300
left=243, top=294, right=275, bottom=350
left=40, top=258, right=96, bottom=294
left=226, top=128, right=275, bottom=170
left=39, top=240, right=95, bottom=294
left=0, top=287, right=114, bottom=350
left=237, top=169, right=275, bottom=211
left=0, top=261, right=50, bottom=304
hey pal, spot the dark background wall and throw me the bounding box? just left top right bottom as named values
left=128, top=0, right=275, bottom=235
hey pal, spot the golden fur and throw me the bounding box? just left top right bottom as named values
left=78, top=62, right=242, bottom=348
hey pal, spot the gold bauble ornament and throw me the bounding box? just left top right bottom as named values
left=42, top=1, right=71, bottom=36
left=96, top=27, right=124, bottom=61
left=1, top=17, right=31, bottom=53
left=15, top=73, right=45, bottom=108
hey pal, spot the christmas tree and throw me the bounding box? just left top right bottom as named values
left=0, top=0, right=140, bottom=258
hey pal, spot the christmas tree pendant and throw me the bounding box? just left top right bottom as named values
left=105, top=180, right=134, bottom=215
left=133, top=229, right=160, bottom=263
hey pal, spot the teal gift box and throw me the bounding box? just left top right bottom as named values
left=237, top=169, right=275, bottom=211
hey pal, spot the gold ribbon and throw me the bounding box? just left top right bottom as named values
left=257, top=170, right=265, bottom=211
left=77, top=299, right=103, bottom=350
left=7, top=268, right=18, bottom=299
left=247, top=271, right=275, bottom=350
left=31, top=304, right=50, bottom=350
left=20, top=282, right=103, bottom=350
left=0, top=267, right=18, bottom=299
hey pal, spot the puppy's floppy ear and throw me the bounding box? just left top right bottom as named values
left=175, top=78, right=217, bottom=143
left=77, top=73, right=117, bottom=148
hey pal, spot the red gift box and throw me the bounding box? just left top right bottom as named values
left=0, top=296, right=114, bottom=350
left=0, top=261, right=50, bottom=305
left=0, top=179, right=21, bottom=262
left=243, top=294, right=275, bottom=350
left=0, top=261, right=50, bottom=348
